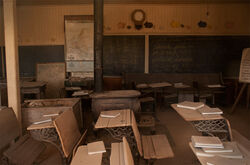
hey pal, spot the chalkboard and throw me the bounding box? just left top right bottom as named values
left=149, top=36, right=250, bottom=76
left=103, top=36, right=145, bottom=76
left=19, top=46, right=65, bottom=77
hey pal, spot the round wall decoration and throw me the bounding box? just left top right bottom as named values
left=131, top=9, right=146, bottom=30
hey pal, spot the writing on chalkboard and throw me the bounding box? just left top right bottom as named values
left=239, top=48, right=250, bottom=83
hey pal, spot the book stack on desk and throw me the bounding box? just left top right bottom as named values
left=192, top=136, right=224, bottom=149
left=191, top=136, right=244, bottom=160
left=177, top=101, right=204, bottom=110
left=198, top=107, right=223, bottom=115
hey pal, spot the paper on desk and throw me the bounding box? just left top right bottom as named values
left=207, top=84, right=224, bottom=88
left=177, top=101, right=204, bottom=110
left=33, top=118, right=52, bottom=125
left=43, top=113, right=59, bottom=117
left=100, top=113, right=120, bottom=118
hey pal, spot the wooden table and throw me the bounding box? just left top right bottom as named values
left=95, top=109, right=132, bottom=129
left=20, top=81, right=47, bottom=99
left=171, top=104, right=232, bottom=141
left=148, top=82, right=172, bottom=105
left=95, top=109, right=136, bottom=149
left=27, top=121, right=59, bottom=143
left=91, top=90, right=141, bottom=119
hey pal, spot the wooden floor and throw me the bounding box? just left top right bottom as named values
left=38, top=104, right=250, bottom=165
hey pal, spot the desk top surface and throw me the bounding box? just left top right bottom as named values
left=27, top=121, right=54, bottom=130
left=148, top=82, right=172, bottom=88
left=91, top=90, right=140, bottom=99
left=95, top=109, right=132, bottom=128
left=71, top=145, right=102, bottom=165
left=21, top=81, right=47, bottom=88
left=171, top=104, right=223, bottom=121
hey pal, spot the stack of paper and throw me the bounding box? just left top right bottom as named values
left=33, top=118, right=52, bottom=125
left=177, top=101, right=204, bottom=110
left=191, top=136, right=224, bottom=149
left=202, top=142, right=234, bottom=153
left=199, top=107, right=223, bottom=115
left=87, top=141, right=106, bottom=155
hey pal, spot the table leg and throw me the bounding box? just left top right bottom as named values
left=231, top=83, right=247, bottom=113
left=247, top=84, right=250, bottom=109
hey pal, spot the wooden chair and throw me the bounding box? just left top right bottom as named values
left=130, top=111, right=174, bottom=164
left=0, top=107, right=46, bottom=165
left=110, top=137, right=134, bottom=165
left=53, top=109, right=87, bottom=162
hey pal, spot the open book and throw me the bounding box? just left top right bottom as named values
left=197, top=142, right=243, bottom=159
left=177, top=101, right=204, bottom=110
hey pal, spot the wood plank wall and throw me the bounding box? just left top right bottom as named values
left=0, top=3, right=249, bottom=46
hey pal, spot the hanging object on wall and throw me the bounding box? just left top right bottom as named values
left=127, top=25, right=132, bottom=29
left=104, top=25, right=111, bottom=31
left=117, top=22, right=126, bottom=29
left=170, top=20, right=181, bottom=28
left=225, top=21, right=234, bottom=29
left=144, top=21, right=153, bottom=28
left=198, top=20, right=207, bottom=28
left=131, top=9, right=146, bottom=30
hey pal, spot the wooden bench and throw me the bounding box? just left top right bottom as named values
left=130, top=110, right=174, bottom=163
left=0, top=107, right=46, bottom=165
left=110, top=137, right=134, bottom=165
left=95, top=109, right=174, bottom=164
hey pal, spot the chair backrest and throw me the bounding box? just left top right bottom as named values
left=110, top=137, right=134, bottom=165
left=0, top=107, right=20, bottom=151
left=131, top=111, right=143, bottom=156
left=53, top=110, right=81, bottom=158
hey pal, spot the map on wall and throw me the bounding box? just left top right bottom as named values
left=65, top=21, right=94, bottom=61
left=239, top=48, right=250, bottom=83
left=64, top=16, right=94, bottom=78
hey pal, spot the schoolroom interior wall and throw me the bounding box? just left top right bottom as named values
left=0, top=3, right=249, bottom=77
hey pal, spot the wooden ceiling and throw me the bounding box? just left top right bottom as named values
left=11, top=0, right=250, bottom=5
left=0, top=0, right=249, bottom=5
